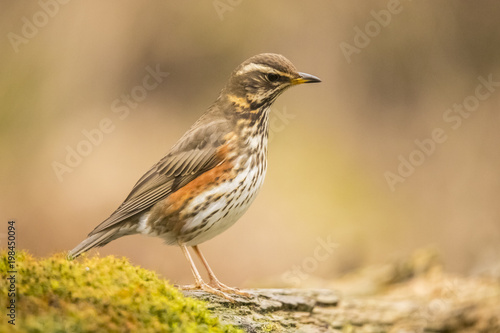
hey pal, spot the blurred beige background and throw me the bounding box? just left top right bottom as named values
left=1, top=1, right=499, bottom=286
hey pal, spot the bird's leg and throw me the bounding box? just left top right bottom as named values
left=178, top=243, right=236, bottom=301
left=192, top=245, right=251, bottom=297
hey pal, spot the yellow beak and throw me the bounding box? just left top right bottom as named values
left=291, top=72, right=322, bottom=85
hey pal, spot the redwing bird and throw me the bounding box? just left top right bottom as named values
left=69, top=53, right=321, bottom=300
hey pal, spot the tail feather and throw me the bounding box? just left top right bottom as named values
left=68, top=228, right=131, bottom=259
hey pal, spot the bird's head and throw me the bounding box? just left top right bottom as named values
left=222, top=53, right=321, bottom=113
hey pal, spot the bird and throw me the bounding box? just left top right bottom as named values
left=68, top=53, right=321, bottom=300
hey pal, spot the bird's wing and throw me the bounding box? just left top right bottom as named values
left=88, top=118, right=230, bottom=236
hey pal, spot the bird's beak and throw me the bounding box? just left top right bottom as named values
left=291, top=72, right=322, bottom=85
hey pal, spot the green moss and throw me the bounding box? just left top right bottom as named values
left=0, top=251, right=242, bottom=333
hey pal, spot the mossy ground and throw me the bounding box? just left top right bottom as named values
left=0, top=250, right=242, bottom=333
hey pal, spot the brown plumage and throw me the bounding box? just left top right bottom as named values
left=69, top=53, right=320, bottom=300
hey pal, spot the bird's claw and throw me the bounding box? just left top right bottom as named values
left=177, top=281, right=251, bottom=301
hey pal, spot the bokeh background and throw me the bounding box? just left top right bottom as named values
left=1, top=1, right=499, bottom=286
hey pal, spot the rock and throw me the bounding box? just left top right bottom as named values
left=183, top=267, right=500, bottom=332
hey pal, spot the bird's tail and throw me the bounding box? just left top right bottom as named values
left=67, top=228, right=131, bottom=260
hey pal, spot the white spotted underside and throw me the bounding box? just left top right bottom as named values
left=139, top=116, right=269, bottom=246
left=181, top=153, right=266, bottom=246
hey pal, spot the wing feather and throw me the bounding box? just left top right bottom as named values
left=88, top=117, right=230, bottom=236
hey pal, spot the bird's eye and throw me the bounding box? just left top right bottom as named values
left=266, top=73, right=280, bottom=82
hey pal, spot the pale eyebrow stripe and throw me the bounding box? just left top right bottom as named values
left=236, top=63, right=272, bottom=75
left=236, top=63, right=290, bottom=78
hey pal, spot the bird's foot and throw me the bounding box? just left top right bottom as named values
left=177, top=282, right=237, bottom=302
left=208, top=279, right=252, bottom=297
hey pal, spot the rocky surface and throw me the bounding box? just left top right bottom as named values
left=183, top=251, right=500, bottom=332
left=183, top=282, right=500, bottom=332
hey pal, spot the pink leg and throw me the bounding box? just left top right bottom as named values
left=192, top=245, right=251, bottom=297
left=178, top=243, right=236, bottom=301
